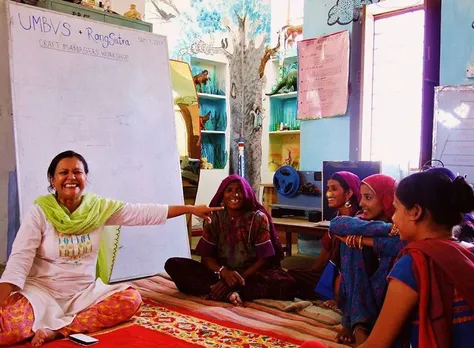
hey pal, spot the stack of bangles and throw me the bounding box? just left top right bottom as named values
left=346, top=235, right=363, bottom=249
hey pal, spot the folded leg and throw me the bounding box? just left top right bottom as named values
left=59, top=288, right=142, bottom=337
left=0, top=293, right=35, bottom=346
left=165, top=257, right=218, bottom=296
left=242, top=267, right=296, bottom=301
left=287, top=268, right=322, bottom=300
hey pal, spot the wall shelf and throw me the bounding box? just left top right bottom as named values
left=266, top=60, right=300, bottom=173
left=38, top=0, right=153, bottom=32
left=191, top=57, right=229, bottom=171
left=198, top=93, right=226, bottom=100
left=191, top=58, right=226, bottom=96
left=269, top=92, right=298, bottom=100
left=201, top=130, right=226, bottom=134
left=269, top=130, right=301, bottom=135
left=270, top=54, right=298, bottom=64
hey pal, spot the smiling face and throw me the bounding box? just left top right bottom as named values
left=326, top=179, right=351, bottom=209
left=359, top=183, right=384, bottom=220
left=50, top=157, right=87, bottom=203
left=223, top=181, right=244, bottom=211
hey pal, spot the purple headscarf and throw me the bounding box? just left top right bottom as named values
left=331, top=171, right=362, bottom=203
left=209, top=174, right=284, bottom=266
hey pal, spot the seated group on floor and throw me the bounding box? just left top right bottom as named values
left=1, top=150, right=474, bottom=348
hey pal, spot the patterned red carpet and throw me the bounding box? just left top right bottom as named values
left=13, top=299, right=304, bottom=347
left=12, top=274, right=349, bottom=347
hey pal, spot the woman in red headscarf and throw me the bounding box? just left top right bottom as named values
left=287, top=171, right=361, bottom=301
left=359, top=171, right=474, bottom=348
left=165, top=175, right=295, bottom=306
left=328, top=174, right=408, bottom=346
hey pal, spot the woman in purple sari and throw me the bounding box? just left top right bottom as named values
left=165, top=175, right=295, bottom=306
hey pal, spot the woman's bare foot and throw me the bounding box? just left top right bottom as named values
left=322, top=298, right=338, bottom=310
left=228, top=292, right=243, bottom=306
left=31, top=329, right=62, bottom=347
left=336, top=327, right=354, bottom=345
left=353, top=325, right=370, bottom=346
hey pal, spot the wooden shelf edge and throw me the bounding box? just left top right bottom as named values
left=268, top=91, right=298, bottom=99
left=269, top=130, right=300, bottom=135
left=201, top=130, right=226, bottom=134
left=198, top=93, right=226, bottom=100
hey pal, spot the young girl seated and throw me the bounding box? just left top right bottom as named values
left=165, top=175, right=295, bottom=306
left=360, top=170, right=474, bottom=348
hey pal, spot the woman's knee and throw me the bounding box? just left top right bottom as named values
left=164, top=257, right=185, bottom=277
left=120, top=288, right=142, bottom=317
left=0, top=294, right=34, bottom=346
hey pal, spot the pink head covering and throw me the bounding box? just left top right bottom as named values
left=332, top=171, right=362, bottom=203
left=209, top=174, right=284, bottom=265
left=361, top=174, right=397, bottom=219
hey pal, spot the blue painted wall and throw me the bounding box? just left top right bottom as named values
left=300, top=0, right=357, bottom=171
left=440, top=0, right=474, bottom=85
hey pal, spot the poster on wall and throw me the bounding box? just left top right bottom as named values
left=297, top=30, right=350, bottom=120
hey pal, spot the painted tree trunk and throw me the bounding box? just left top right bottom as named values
left=228, top=16, right=266, bottom=193
left=177, top=16, right=268, bottom=193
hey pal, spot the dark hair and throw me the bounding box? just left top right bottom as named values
left=330, top=173, right=360, bottom=213
left=47, top=150, right=89, bottom=192
left=396, top=171, right=474, bottom=228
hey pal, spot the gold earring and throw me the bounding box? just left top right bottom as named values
left=344, top=200, right=352, bottom=208
left=390, top=225, right=400, bottom=236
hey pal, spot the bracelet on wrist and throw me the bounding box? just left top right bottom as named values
left=215, top=266, right=225, bottom=279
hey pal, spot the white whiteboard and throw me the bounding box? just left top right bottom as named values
left=5, top=2, right=189, bottom=281
left=433, top=85, right=474, bottom=184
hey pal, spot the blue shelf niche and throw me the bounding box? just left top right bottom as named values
left=269, top=97, right=300, bottom=131
left=201, top=133, right=228, bottom=169
left=191, top=62, right=225, bottom=96
left=200, top=98, right=227, bottom=132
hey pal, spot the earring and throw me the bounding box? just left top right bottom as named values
left=390, top=225, right=400, bottom=236
left=344, top=200, right=352, bottom=208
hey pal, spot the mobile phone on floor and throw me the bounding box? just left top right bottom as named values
left=68, top=333, right=99, bottom=346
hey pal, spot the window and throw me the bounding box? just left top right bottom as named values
left=360, top=1, right=425, bottom=169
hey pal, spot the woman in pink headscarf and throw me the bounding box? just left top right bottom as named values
left=287, top=171, right=361, bottom=301
left=165, top=175, right=295, bottom=306
left=329, top=174, right=408, bottom=346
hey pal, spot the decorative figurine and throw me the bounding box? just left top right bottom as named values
left=266, top=69, right=297, bottom=96
left=193, top=70, right=209, bottom=90
left=124, top=4, right=142, bottom=20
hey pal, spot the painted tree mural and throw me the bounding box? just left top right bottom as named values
left=171, top=0, right=273, bottom=192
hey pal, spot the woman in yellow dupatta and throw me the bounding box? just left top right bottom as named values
left=0, top=150, right=221, bottom=347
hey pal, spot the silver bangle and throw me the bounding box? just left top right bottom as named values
left=215, top=266, right=224, bottom=279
